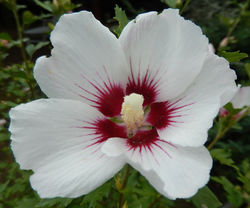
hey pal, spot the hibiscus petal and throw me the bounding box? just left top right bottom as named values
left=231, top=86, right=250, bottom=109
left=102, top=138, right=212, bottom=199
left=119, top=9, right=209, bottom=101
left=9, top=99, right=125, bottom=198
left=34, top=11, right=128, bottom=116
left=101, top=137, right=128, bottom=157
left=155, top=53, right=237, bottom=146
left=128, top=143, right=212, bottom=199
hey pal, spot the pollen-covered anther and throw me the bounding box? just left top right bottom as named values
left=121, top=93, right=144, bottom=133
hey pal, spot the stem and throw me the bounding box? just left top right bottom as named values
left=207, top=121, right=230, bottom=150
left=226, top=0, right=249, bottom=38
left=180, top=0, right=191, bottom=15
left=208, top=107, right=250, bottom=150
left=12, top=3, right=35, bottom=99
left=118, top=164, right=130, bottom=208
left=12, top=7, right=28, bottom=63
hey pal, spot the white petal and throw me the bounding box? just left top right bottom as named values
left=101, top=137, right=128, bottom=157
left=208, top=43, right=215, bottom=53
left=157, top=53, right=237, bottom=146
left=9, top=99, right=125, bottom=198
left=231, top=86, right=250, bottom=109
left=125, top=141, right=212, bottom=199
left=119, top=9, right=209, bottom=101
left=34, top=11, right=128, bottom=105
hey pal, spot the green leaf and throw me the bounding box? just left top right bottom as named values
left=8, top=38, right=29, bottom=48
left=36, top=198, right=73, bottom=207
left=217, top=15, right=234, bottom=28
left=212, top=176, right=243, bottom=207
left=191, top=186, right=222, bottom=208
left=224, top=102, right=242, bottom=115
left=113, top=5, right=129, bottom=36
left=0, top=0, right=15, bottom=11
left=245, top=63, right=250, bottom=79
left=160, top=0, right=177, bottom=8
left=16, top=198, right=38, bottom=208
left=0, top=132, right=9, bottom=142
left=220, top=51, right=248, bottom=63
left=33, top=0, right=53, bottom=12
left=22, top=11, right=38, bottom=26
left=0, top=32, right=12, bottom=41
left=80, top=180, right=112, bottom=208
left=211, top=148, right=241, bottom=175
left=211, top=148, right=234, bottom=167
left=17, top=5, right=27, bottom=10
left=241, top=159, right=250, bottom=175
left=25, top=41, right=49, bottom=58
left=0, top=180, right=9, bottom=199
left=238, top=159, right=250, bottom=193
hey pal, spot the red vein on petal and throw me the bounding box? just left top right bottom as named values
left=126, top=57, right=159, bottom=105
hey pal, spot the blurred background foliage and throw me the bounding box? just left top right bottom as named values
left=0, top=0, right=250, bottom=207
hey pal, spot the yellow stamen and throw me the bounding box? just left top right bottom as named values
left=121, top=93, right=144, bottom=133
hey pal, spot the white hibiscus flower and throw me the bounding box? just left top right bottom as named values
left=9, top=9, right=237, bottom=199
left=219, top=86, right=250, bottom=118
left=231, top=86, right=250, bottom=109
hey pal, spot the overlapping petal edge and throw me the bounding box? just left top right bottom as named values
left=9, top=9, right=237, bottom=199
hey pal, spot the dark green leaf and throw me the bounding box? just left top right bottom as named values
left=0, top=181, right=9, bottom=199
left=22, top=11, right=38, bottom=26
left=220, top=51, right=248, bottom=63
left=17, top=5, right=27, bottom=10
left=33, top=0, right=53, bottom=12
left=8, top=38, right=29, bottom=48
left=0, top=32, right=12, bottom=41
left=36, top=198, right=73, bottom=207
left=211, top=148, right=234, bottom=167
left=80, top=180, right=112, bottom=208
left=160, top=0, right=177, bottom=8
left=113, top=5, right=129, bottom=36
left=238, top=159, right=250, bottom=193
left=241, top=159, right=250, bottom=175
left=224, top=102, right=242, bottom=115
left=0, top=132, right=9, bottom=142
left=191, top=186, right=222, bottom=208
left=217, top=15, right=234, bottom=28
left=25, top=41, right=49, bottom=58
left=212, top=176, right=243, bottom=207
left=245, top=63, right=250, bottom=79
left=16, top=198, right=38, bottom=208
left=0, top=0, right=15, bottom=11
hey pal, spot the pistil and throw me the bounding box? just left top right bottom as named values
left=121, top=93, right=144, bottom=133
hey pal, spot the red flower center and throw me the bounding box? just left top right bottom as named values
left=77, top=72, right=187, bottom=150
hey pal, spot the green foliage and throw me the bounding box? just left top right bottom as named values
left=0, top=0, right=250, bottom=207
left=22, top=11, right=38, bottom=26
left=0, top=0, right=16, bottom=11
left=245, top=63, right=250, bottom=79
left=33, top=0, right=53, bottom=12
left=113, top=5, right=129, bottom=36
left=211, top=148, right=236, bottom=168
left=25, top=42, right=49, bottom=58
left=33, top=0, right=81, bottom=17
left=212, top=176, right=244, bottom=207
left=190, top=186, right=222, bottom=208
left=36, top=198, right=73, bottom=207
left=80, top=180, right=113, bottom=208
left=224, top=102, right=242, bottom=115
left=0, top=32, right=12, bottom=41
left=219, top=50, right=248, bottom=63
left=160, top=0, right=177, bottom=8
left=238, top=159, right=250, bottom=195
